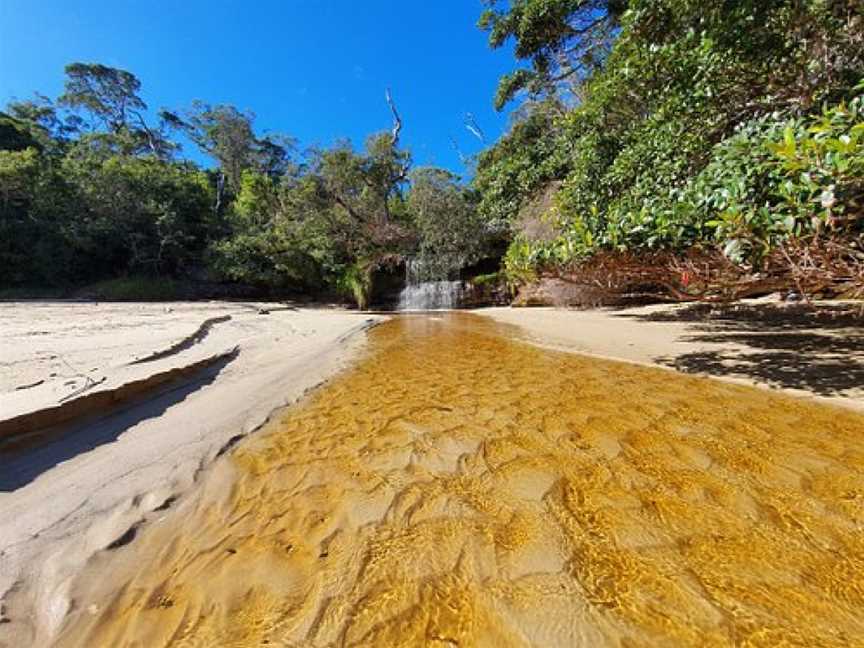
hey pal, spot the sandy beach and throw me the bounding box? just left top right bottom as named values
left=0, top=302, right=382, bottom=644
left=478, top=302, right=864, bottom=412
left=2, top=301, right=863, bottom=646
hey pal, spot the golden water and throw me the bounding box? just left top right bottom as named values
left=56, top=314, right=864, bottom=646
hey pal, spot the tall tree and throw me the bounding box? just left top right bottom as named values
left=479, top=0, right=627, bottom=109
left=161, top=102, right=257, bottom=192
left=57, top=63, right=173, bottom=157
left=255, top=133, right=298, bottom=178
left=305, top=90, right=411, bottom=261
left=59, top=63, right=145, bottom=132
left=408, top=167, right=486, bottom=280
left=313, top=132, right=411, bottom=258
left=5, top=94, right=83, bottom=147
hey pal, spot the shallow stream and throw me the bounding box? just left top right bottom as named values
left=55, top=313, right=864, bottom=646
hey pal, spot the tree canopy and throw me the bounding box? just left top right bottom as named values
left=480, top=0, right=626, bottom=109
left=475, top=0, right=864, bottom=298
left=1, top=62, right=493, bottom=305
left=4, top=3, right=863, bottom=305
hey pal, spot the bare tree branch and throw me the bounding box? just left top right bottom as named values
left=464, top=113, right=485, bottom=143
left=450, top=136, right=468, bottom=165
left=129, top=109, right=162, bottom=158
left=385, top=88, right=402, bottom=146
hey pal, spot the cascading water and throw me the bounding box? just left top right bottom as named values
left=398, top=281, right=464, bottom=310
left=397, top=259, right=464, bottom=311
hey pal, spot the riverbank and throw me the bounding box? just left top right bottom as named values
left=476, top=300, right=864, bottom=412
left=0, top=302, right=382, bottom=644
left=29, top=313, right=864, bottom=646
left=3, top=300, right=863, bottom=645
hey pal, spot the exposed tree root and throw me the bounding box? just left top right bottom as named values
left=540, top=236, right=864, bottom=305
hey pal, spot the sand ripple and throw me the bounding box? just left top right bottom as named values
left=53, top=314, right=864, bottom=646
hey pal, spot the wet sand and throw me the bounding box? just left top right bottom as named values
left=35, top=313, right=864, bottom=647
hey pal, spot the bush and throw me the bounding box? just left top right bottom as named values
left=77, top=276, right=185, bottom=301
left=478, top=1, right=864, bottom=281
left=686, top=85, right=864, bottom=264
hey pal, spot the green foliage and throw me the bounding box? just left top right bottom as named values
left=478, top=0, right=864, bottom=278
left=335, top=262, right=374, bottom=310
left=0, top=113, right=41, bottom=152
left=59, top=63, right=146, bottom=132
left=208, top=170, right=328, bottom=290
left=161, top=102, right=261, bottom=192
left=59, top=63, right=175, bottom=158
left=471, top=271, right=504, bottom=286
left=479, top=0, right=625, bottom=109
left=5, top=96, right=72, bottom=150
left=473, top=100, right=571, bottom=231
left=0, top=146, right=77, bottom=286
left=688, top=90, right=864, bottom=263
left=61, top=147, right=214, bottom=277
left=5, top=62, right=473, bottom=303
left=407, top=167, right=487, bottom=280
left=79, top=276, right=184, bottom=301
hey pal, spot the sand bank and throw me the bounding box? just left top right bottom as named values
left=3, top=302, right=863, bottom=646
left=476, top=302, right=864, bottom=412
left=0, top=302, right=382, bottom=644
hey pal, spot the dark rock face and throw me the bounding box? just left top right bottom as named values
left=459, top=280, right=510, bottom=308
left=369, top=269, right=406, bottom=311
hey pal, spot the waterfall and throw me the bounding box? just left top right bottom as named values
left=397, top=259, right=464, bottom=311
left=398, top=280, right=464, bottom=310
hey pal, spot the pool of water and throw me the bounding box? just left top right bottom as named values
left=55, top=313, right=864, bottom=646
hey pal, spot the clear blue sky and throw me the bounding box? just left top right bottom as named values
left=0, top=0, right=517, bottom=173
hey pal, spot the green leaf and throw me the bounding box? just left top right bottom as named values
left=784, top=126, right=796, bottom=151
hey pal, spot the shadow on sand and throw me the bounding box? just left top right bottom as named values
left=618, top=302, right=864, bottom=397
left=0, top=353, right=237, bottom=492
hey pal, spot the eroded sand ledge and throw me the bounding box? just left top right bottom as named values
left=0, top=302, right=383, bottom=645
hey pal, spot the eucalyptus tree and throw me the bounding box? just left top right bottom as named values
left=310, top=133, right=411, bottom=265
left=5, top=95, right=85, bottom=153
left=479, top=0, right=627, bottom=109
left=58, top=63, right=174, bottom=158
left=161, top=102, right=256, bottom=194
left=293, top=90, right=412, bottom=306
left=160, top=102, right=297, bottom=221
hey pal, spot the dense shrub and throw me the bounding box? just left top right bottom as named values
left=477, top=0, right=864, bottom=285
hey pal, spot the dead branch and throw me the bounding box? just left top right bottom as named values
left=129, top=109, right=164, bottom=159
left=464, top=113, right=485, bottom=143
left=385, top=88, right=402, bottom=146
left=450, top=136, right=468, bottom=166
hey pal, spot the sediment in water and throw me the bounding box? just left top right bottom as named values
left=37, top=314, right=864, bottom=646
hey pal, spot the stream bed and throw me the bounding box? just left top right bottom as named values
left=53, top=313, right=864, bottom=646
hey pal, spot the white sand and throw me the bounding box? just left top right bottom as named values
left=0, top=302, right=383, bottom=639
left=476, top=303, right=864, bottom=411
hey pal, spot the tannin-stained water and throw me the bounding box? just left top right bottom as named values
left=54, top=314, right=864, bottom=647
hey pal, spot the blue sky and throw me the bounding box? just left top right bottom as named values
left=0, top=0, right=517, bottom=174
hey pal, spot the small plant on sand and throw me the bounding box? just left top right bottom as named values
left=336, top=263, right=373, bottom=310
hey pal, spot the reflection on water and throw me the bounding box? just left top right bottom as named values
left=56, top=314, right=864, bottom=646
